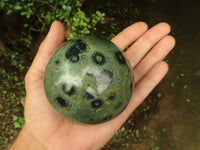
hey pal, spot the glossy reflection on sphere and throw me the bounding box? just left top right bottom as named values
left=44, top=36, right=133, bottom=124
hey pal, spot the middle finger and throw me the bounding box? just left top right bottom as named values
left=124, top=22, right=171, bottom=68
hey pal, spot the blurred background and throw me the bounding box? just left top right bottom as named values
left=0, top=0, right=199, bottom=149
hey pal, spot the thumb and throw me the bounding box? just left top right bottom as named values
left=25, top=21, right=65, bottom=86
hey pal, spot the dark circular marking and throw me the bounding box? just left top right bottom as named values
left=108, top=93, right=116, bottom=100
left=103, top=116, right=108, bottom=121
left=115, top=51, right=126, bottom=65
left=66, top=47, right=80, bottom=57
left=86, top=68, right=95, bottom=76
left=109, top=96, right=115, bottom=100
left=73, top=39, right=86, bottom=51
left=78, top=42, right=87, bottom=50
left=86, top=72, right=93, bottom=76
left=103, top=115, right=112, bottom=121
left=56, top=96, right=67, bottom=107
left=55, top=60, right=60, bottom=65
left=62, top=83, right=75, bottom=96
left=89, top=118, right=94, bottom=122
left=75, top=39, right=82, bottom=43
left=91, top=99, right=103, bottom=108
left=70, top=55, right=79, bottom=63
left=92, top=52, right=105, bottom=65
left=65, top=47, right=80, bottom=63
left=85, top=91, right=95, bottom=99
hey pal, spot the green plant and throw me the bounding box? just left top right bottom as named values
left=0, top=49, right=31, bottom=150
left=69, top=9, right=105, bottom=38
left=0, top=0, right=105, bottom=46
left=135, top=129, right=140, bottom=137
left=12, top=115, right=25, bottom=128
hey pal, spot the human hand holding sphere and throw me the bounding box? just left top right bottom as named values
left=9, top=21, right=175, bottom=150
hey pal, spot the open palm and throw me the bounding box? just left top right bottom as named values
left=22, top=21, right=175, bottom=150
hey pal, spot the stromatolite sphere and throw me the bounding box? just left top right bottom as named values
left=44, top=36, right=133, bottom=124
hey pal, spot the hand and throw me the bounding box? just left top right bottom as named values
left=9, top=21, right=175, bottom=150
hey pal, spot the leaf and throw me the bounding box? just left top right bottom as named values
left=19, top=117, right=25, bottom=125
left=66, top=6, right=72, bottom=12
left=12, top=115, right=18, bottom=121
left=171, top=82, right=175, bottom=87
left=6, top=10, right=13, bottom=15
left=157, top=93, right=162, bottom=98
left=14, top=122, right=21, bottom=128
left=186, top=99, right=191, bottom=103
left=135, top=129, right=140, bottom=137
left=14, top=5, right=22, bottom=10
left=2, top=90, right=7, bottom=94
left=184, top=85, right=188, bottom=89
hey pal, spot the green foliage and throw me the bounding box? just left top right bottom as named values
left=0, top=0, right=105, bottom=45
left=143, top=126, right=147, bottom=131
left=135, top=129, right=140, bottom=137
left=157, top=93, right=162, bottom=98
left=183, top=84, right=188, bottom=89
left=0, top=49, right=31, bottom=150
left=186, top=98, right=191, bottom=103
left=12, top=115, right=25, bottom=128
left=69, top=9, right=105, bottom=39
left=156, top=146, right=160, bottom=150
left=170, top=82, right=175, bottom=87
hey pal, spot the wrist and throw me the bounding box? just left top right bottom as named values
left=8, top=125, right=47, bottom=150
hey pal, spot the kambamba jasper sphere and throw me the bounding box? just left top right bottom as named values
left=44, top=36, right=133, bottom=124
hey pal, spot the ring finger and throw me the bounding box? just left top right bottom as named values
left=124, top=22, right=171, bottom=68
left=133, top=35, right=175, bottom=83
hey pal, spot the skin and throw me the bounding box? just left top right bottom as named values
left=8, top=21, right=175, bottom=150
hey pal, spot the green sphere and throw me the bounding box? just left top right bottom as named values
left=44, top=36, right=133, bottom=124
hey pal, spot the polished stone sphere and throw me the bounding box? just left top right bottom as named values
left=44, top=36, right=133, bottom=124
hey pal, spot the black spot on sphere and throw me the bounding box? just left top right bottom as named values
left=103, top=116, right=107, bottom=121
left=86, top=72, right=93, bottom=76
left=66, top=47, right=80, bottom=56
left=115, top=51, right=126, bottom=65
left=91, top=99, right=103, bottom=108
left=103, top=115, right=112, bottom=121
left=75, top=39, right=82, bottom=43
left=85, top=91, right=95, bottom=99
left=65, top=40, right=87, bottom=63
left=89, top=118, right=94, bottom=122
left=92, top=52, right=105, bottom=65
left=62, top=83, right=76, bottom=96
left=71, top=55, right=80, bottom=63
left=56, top=96, right=67, bottom=107
left=55, top=60, right=60, bottom=65
left=65, top=47, right=80, bottom=63
left=108, top=93, right=116, bottom=101
left=78, top=42, right=87, bottom=50
left=74, top=39, right=87, bottom=51
left=109, top=96, right=114, bottom=100
left=86, top=68, right=95, bottom=76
